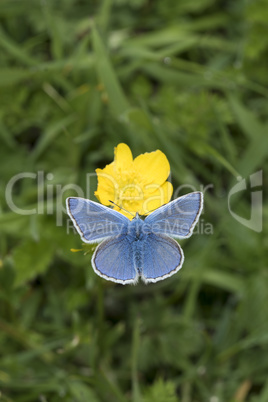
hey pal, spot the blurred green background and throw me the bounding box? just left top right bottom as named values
left=0, top=0, right=268, bottom=401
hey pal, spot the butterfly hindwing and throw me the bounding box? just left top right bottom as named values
left=141, top=233, right=184, bottom=283
left=92, top=235, right=138, bottom=284
left=66, top=197, right=129, bottom=243
left=145, top=191, right=203, bottom=238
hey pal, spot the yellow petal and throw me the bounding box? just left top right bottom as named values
left=94, top=163, right=118, bottom=205
left=114, top=143, right=133, bottom=172
left=140, top=181, right=173, bottom=215
left=133, top=150, right=170, bottom=186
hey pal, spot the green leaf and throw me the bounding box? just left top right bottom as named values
left=0, top=26, right=37, bottom=66
left=0, top=68, right=34, bottom=86
left=228, top=95, right=268, bottom=176
left=132, top=318, right=142, bottom=402
left=31, top=114, right=77, bottom=161
left=141, top=62, right=229, bottom=89
left=202, top=143, right=240, bottom=177
left=228, top=94, right=264, bottom=140
left=69, top=381, right=100, bottom=402
left=144, top=379, right=178, bottom=402
left=92, top=24, right=130, bottom=117
left=13, top=239, right=55, bottom=287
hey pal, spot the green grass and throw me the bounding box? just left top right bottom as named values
left=0, top=0, right=268, bottom=401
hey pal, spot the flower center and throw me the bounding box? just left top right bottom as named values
left=119, top=182, right=143, bottom=201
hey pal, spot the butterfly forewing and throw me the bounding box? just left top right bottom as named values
left=66, top=197, right=129, bottom=243
left=145, top=191, right=203, bottom=239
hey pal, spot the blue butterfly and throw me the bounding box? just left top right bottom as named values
left=66, top=192, right=203, bottom=285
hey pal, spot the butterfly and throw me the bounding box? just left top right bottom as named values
left=66, top=192, right=203, bottom=285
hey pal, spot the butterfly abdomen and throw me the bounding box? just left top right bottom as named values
left=132, top=239, right=144, bottom=275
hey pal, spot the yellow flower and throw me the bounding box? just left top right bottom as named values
left=94, top=143, right=173, bottom=219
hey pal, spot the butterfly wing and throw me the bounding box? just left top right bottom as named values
left=66, top=197, right=129, bottom=243
left=92, top=235, right=138, bottom=284
left=141, top=233, right=184, bottom=283
left=145, top=191, right=203, bottom=238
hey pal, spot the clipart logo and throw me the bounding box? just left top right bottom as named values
left=228, top=170, right=263, bottom=232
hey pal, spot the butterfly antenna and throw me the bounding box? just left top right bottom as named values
left=109, top=200, right=135, bottom=217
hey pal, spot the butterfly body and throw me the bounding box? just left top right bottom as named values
left=66, top=192, right=203, bottom=285
left=129, top=216, right=149, bottom=275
